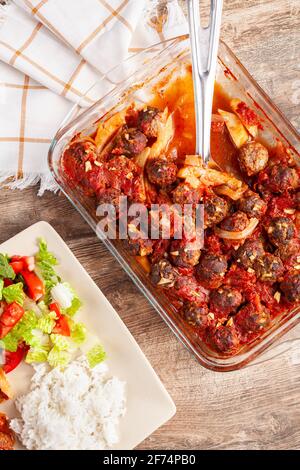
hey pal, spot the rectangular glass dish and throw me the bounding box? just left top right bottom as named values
left=48, top=35, right=300, bottom=371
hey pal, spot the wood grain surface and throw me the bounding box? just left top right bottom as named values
left=1, top=0, right=300, bottom=450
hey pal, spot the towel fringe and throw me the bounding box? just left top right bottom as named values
left=0, top=172, right=59, bottom=196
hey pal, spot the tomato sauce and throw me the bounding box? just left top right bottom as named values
left=60, top=65, right=300, bottom=358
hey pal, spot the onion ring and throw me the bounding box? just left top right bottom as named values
left=215, top=218, right=259, bottom=240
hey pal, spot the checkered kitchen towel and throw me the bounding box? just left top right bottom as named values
left=0, top=0, right=187, bottom=194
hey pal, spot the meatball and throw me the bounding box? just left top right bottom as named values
left=124, top=237, right=153, bottom=257
left=268, top=165, right=299, bottom=193
left=237, top=191, right=267, bottom=219
left=150, top=259, right=177, bottom=287
left=238, top=141, right=269, bottom=176
left=104, top=155, right=144, bottom=201
left=204, top=194, right=229, bottom=228
left=275, top=239, right=299, bottom=261
left=169, top=240, right=201, bottom=268
left=64, top=139, right=98, bottom=163
left=174, top=275, right=208, bottom=304
left=235, top=304, right=270, bottom=334
left=111, top=127, right=147, bottom=157
left=181, top=302, right=209, bottom=328
left=236, top=239, right=265, bottom=269
left=137, top=106, right=162, bottom=139
left=220, top=211, right=249, bottom=232
left=267, top=216, right=295, bottom=247
left=146, top=158, right=178, bottom=187
left=195, top=253, right=228, bottom=289
left=172, top=183, right=201, bottom=205
left=62, top=139, right=100, bottom=190
left=254, top=254, right=284, bottom=282
left=280, top=272, right=300, bottom=303
left=209, top=325, right=239, bottom=354
left=210, top=286, right=243, bottom=314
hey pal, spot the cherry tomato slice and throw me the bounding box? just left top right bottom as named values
left=0, top=302, right=25, bottom=339
left=3, top=343, right=29, bottom=374
left=21, top=270, right=45, bottom=302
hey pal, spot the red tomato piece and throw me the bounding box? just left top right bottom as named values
left=52, top=315, right=70, bottom=337
left=10, top=256, right=35, bottom=272
left=50, top=302, right=70, bottom=336
left=21, top=270, right=45, bottom=302
left=22, top=256, right=35, bottom=272
left=9, top=260, right=24, bottom=274
left=0, top=302, right=25, bottom=339
left=3, top=279, right=13, bottom=287
left=3, top=343, right=29, bottom=374
left=10, top=255, right=22, bottom=262
left=49, top=302, right=62, bottom=318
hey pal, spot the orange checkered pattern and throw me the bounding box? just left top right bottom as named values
left=14, top=0, right=146, bottom=73
left=0, top=3, right=103, bottom=103
left=0, top=0, right=187, bottom=193
left=0, top=60, right=71, bottom=193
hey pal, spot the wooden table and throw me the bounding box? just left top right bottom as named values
left=1, top=0, right=300, bottom=450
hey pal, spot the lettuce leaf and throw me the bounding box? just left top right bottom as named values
left=36, top=238, right=60, bottom=304
left=50, top=334, right=70, bottom=351
left=70, top=322, right=86, bottom=344
left=65, top=296, right=82, bottom=317
left=13, top=310, right=37, bottom=336
left=2, top=282, right=25, bottom=306
left=0, top=254, right=16, bottom=280
left=47, top=346, right=70, bottom=368
left=26, top=345, right=49, bottom=364
left=36, top=238, right=57, bottom=266
left=86, top=344, right=106, bottom=368
left=37, top=311, right=57, bottom=334
left=25, top=328, right=50, bottom=349
left=0, top=334, right=19, bottom=353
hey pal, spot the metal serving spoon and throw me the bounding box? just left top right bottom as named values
left=187, top=0, right=223, bottom=166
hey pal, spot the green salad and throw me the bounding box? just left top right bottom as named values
left=0, top=239, right=106, bottom=374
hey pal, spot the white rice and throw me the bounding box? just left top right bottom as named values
left=10, top=357, right=126, bottom=450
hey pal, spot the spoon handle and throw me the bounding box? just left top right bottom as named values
left=187, top=0, right=223, bottom=165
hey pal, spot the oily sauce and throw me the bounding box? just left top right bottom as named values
left=150, top=66, right=240, bottom=174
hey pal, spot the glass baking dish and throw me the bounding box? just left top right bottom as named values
left=48, top=35, right=300, bottom=371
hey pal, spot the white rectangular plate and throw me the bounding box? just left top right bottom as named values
left=0, top=221, right=176, bottom=450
